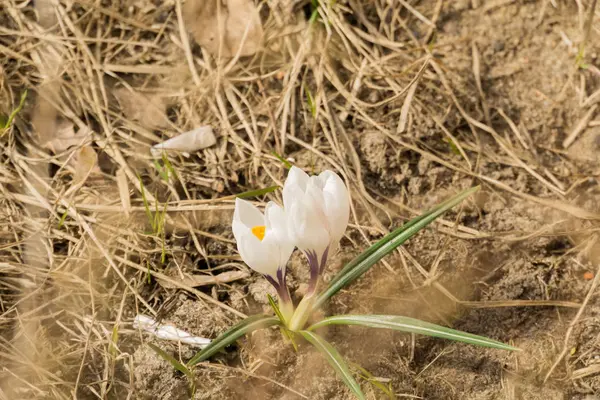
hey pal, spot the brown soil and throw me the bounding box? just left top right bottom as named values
left=1, top=0, right=600, bottom=400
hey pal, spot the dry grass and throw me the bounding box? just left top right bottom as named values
left=1, top=0, right=599, bottom=399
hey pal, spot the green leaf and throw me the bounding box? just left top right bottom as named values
left=316, top=186, right=479, bottom=309
left=153, top=158, right=169, bottom=182
left=445, top=138, right=461, bottom=155
left=304, top=87, right=316, bottom=118
left=235, top=185, right=279, bottom=199
left=109, top=324, right=119, bottom=358
left=162, top=151, right=177, bottom=180
left=299, top=331, right=365, bottom=400
left=267, top=294, right=298, bottom=350
left=57, top=208, right=69, bottom=228
left=188, top=315, right=280, bottom=366
left=308, top=315, right=519, bottom=351
left=149, top=343, right=192, bottom=376
left=138, top=175, right=155, bottom=232
left=271, top=151, right=292, bottom=169
left=349, top=362, right=395, bottom=400
left=1, top=90, right=27, bottom=132
left=267, top=294, right=285, bottom=324
left=148, top=343, right=196, bottom=396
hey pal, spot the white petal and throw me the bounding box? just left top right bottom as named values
left=231, top=218, right=250, bottom=244
left=305, top=177, right=328, bottom=227
left=286, top=166, right=310, bottom=190
left=233, top=198, right=264, bottom=229
left=264, top=202, right=294, bottom=268
left=237, top=231, right=279, bottom=277
left=283, top=166, right=309, bottom=210
left=264, top=201, right=287, bottom=234
left=288, top=196, right=330, bottom=258
left=320, top=171, right=350, bottom=244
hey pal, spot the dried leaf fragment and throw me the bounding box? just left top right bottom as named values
left=116, top=168, right=131, bottom=216
left=44, top=120, right=88, bottom=153
left=183, top=0, right=263, bottom=58
left=157, top=270, right=249, bottom=289
left=72, top=145, right=99, bottom=185
left=114, top=88, right=169, bottom=130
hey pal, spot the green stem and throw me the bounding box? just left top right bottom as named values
left=280, top=296, right=294, bottom=325
left=288, top=295, right=315, bottom=331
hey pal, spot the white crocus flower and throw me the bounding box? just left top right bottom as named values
left=232, top=198, right=294, bottom=320
left=283, top=166, right=350, bottom=295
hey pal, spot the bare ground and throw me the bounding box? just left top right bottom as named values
left=1, top=0, right=600, bottom=399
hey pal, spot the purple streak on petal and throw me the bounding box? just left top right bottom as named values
left=276, top=267, right=291, bottom=303
left=305, top=250, right=320, bottom=295
left=319, top=245, right=330, bottom=274
left=265, top=274, right=280, bottom=292
left=265, top=268, right=291, bottom=304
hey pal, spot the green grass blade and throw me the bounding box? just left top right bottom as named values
left=138, top=175, right=155, bottom=232
left=235, top=185, right=280, bottom=199
left=299, top=331, right=365, bottom=400
left=304, top=87, right=316, bottom=117
left=148, top=343, right=193, bottom=377
left=148, top=343, right=196, bottom=396
left=188, top=315, right=280, bottom=366
left=349, top=362, right=395, bottom=400
left=109, top=324, right=119, bottom=358
left=316, top=186, right=479, bottom=309
left=271, top=152, right=292, bottom=169
left=1, top=89, right=27, bottom=132
left=267, top=294, right=285, bottom=323
left=308, top=315, right=519, bottom=351
left=268, top=294, right=298, bottom=350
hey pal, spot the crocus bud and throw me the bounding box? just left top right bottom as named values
left=283, top=166, right=350, bottom=294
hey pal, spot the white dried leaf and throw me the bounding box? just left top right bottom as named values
left=151, top=126, right=216, bottom=156
left=133, top=314, right=211, bottom=348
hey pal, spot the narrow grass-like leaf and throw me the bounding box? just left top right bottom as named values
left=1, top=89, right=27, bottom=132
left=162, top=151, right=177, bottom=180
left=316, top=186, right=479, bottom=309
left=159, top=197, right=169, bottom=263
left=109, top=324, right=119, bottom=358
left=149, top=343, right=193, bottom=376
left=148, top=343, right=196, bottom=395
left=305, top=87, right=316, bottom=117
left=271, top=151, right=292, bottom=169
left=308, top=315, right=519, bottom=351
left=267, top=294, right=298, bottom=350
left=267, top=294, right=285, bottom=324
left=138, top=175, right=155, bottom=232
left=349, top=362, right=395, bottom=400
left=299, top=331, right=365, bottom=400
left=57, top=208, right=69, bottom=228
left=188, top=315, right=280, bottom=366
left=153, top=159, right=169, bottom=182
left=235, top=185, right=279, bottom=199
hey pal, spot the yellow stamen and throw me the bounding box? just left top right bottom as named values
left=251, top=225, right=266, bottom=241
